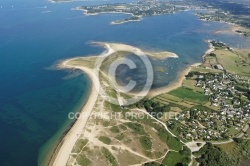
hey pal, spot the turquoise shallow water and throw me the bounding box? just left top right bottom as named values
left=0, top=0, right=250, bottom=165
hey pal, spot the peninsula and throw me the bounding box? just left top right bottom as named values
left=48, top=38, right=250, bottom=165
left=45, top=1, right=250, bottom=166
left=51, top=42, right=180, bottom=166
left=51, top=41, right=250, bottom=166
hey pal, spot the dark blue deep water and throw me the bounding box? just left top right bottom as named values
left=0, top=0, right=249, bottom=165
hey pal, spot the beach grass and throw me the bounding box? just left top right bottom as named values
left=102, top=147, right=118, bottom=166
left=110, top=126, right=120, bottom=133
left=76, top=154, right=91, bottom=166
left=115, top=133, right=125, bottom=141
left=139, top=136, right=152, bottom=150
left=71, top=139, right=89, bottom=153
left=66, top=57, right=96, bottom=69
left=98, top=136, right=112, bottom=145
left=125, top=122, right=147, bottom=135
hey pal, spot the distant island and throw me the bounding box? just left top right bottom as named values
left=50, top=0, right=250, bottom=36
left=73, top=1, right=200, bottom=24
left=72, top=0, right=250, bottom=36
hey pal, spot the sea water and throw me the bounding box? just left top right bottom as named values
left=0, top=0, right=249, bottom=165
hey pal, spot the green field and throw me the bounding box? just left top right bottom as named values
left=183, top=79, right=204, bottom=92
left=215, top=49, right=250, bottom=76
left=162, top=151, right=190, bottom=166
left=191, top=67, right=223, bottom=73
left=154, top=94, right=194, bottom=108
left=156, top=127, right=183, bottom=151
left=169, top=87, right=208, bottom=104
left=158, top=94, right=182, bottom=102
left=215, top=142, right=238, bottom=155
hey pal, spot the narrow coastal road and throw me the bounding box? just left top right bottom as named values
left=136, top=108, right=185, bottom=143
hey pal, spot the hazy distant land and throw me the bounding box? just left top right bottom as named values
left=61, top=0, right=250, bottom=35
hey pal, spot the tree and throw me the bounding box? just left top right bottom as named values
left=209, top=53, right=216, bottom=57
left=233, top=138, right=243, bottom=143
left=179, top=146, right=191, bottom=155
left=197, top=143, right=202, bottom=147
left=196, top=143, right=232, bottom=166
left=185, top=72, right=194, bottom=79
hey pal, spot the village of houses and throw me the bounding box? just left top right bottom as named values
left=167, top=70, right=250, bottom=142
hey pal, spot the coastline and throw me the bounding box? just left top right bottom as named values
left=198, top=14, right=250, bottom=37
left=149, top=40, right=215, bottom=97
left=73, top=5, right=250, bottom=34
left=49, top=60, right=99, bottom=166
left=44, top=117, right=77, bottom=166
left=72, top=7, right=199, bottom=25
left=48, top=42, right=115, bottom=166
left=73, top=7, right=135, bottom=17
left=148, top=63, right=201, bottom=97
left=49, top=41, right=212, bottom=165
left=111, top=18, right=142, bottom=25
left=202, top=40, right=215, bottom=62
left=94, top=42, right=179, bottom=59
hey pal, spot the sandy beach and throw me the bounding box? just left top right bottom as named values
left=50, top=62, right=99, bottom=166
left=149, top=40, right=215, bottom=97
left=50, top=43, right=116, bottom=166
left=212, top=22, right=250, bottom=36
left=50, top=42, right=202, bottom=165
left=148, top=63, right=201, bottom=97
left=94, top=42, right=178, bottom=59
